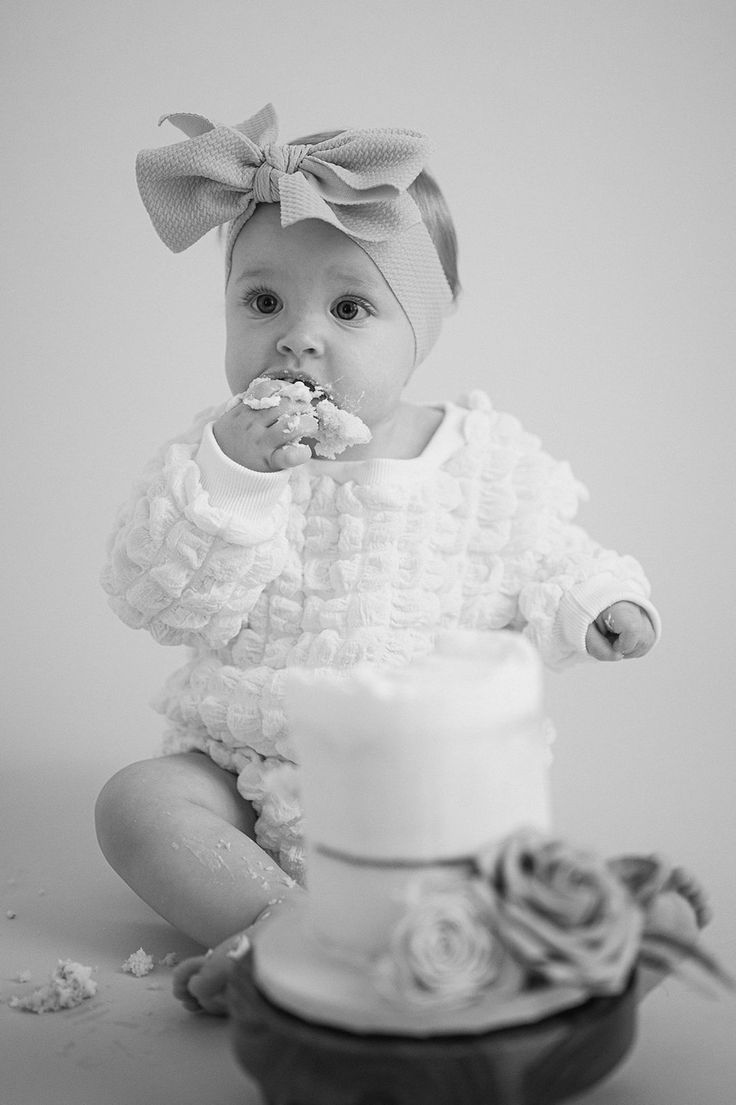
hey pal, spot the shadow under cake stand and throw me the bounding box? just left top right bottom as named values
left=228, top=952, right=637, bottom=1105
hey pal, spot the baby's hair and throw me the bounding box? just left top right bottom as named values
left=293, top=129, right=461, bottom=302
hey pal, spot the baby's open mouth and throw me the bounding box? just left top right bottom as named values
left=263, top=368, right=331, bottom=401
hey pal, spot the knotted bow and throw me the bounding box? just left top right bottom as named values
left=136, top=103, right=453, bottom=365
left=136, top=102, right=431, bottom=253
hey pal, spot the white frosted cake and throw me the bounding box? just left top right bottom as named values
left=232, top=628, right=723, bottom=1098
left=250, top=631, right=595, bottom=1036
left=233, top=634, right=723, bottom=1099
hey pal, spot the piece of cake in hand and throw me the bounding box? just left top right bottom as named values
left=227, top=375, right=371, bottom=459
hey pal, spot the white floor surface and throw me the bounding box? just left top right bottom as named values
left=2, top=756, right=734, bottom=1105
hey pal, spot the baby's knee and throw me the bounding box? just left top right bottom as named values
left=94, top=758, right=165, bottom=865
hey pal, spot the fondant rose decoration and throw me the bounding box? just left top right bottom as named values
left=488, top=830, right=643, bottom=994
left=375, top=872, right=524, bottom=1007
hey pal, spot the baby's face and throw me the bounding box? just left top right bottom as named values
left=225, top=205, right=415, bottom=431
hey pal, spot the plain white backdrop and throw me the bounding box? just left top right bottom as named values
left=2, top=0, right=734, bottom=993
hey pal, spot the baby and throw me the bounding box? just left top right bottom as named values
left=96, top=104, right=706, bottom=1015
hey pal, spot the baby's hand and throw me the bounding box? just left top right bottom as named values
left=213, top=401, right=313, bottom=473
left=585, top=601, right=655, bottom=661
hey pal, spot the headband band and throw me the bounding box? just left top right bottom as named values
left=136, top=103, right=453, bottom=364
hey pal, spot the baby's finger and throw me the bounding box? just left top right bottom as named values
left=620, top=631, right=655, bottom=660
left=612, top=608, right=655, bottom=658
left=610, top=619, right=641, bottom=656
left=271, top=442, right=312, bottom=471
left=586, top=623, right=624, bottom=662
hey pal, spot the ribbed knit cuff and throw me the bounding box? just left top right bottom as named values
left=196, top=423, right=291, bottom=521
left=556, top=578, right=662, bottom=658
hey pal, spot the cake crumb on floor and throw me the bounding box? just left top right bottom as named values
left=121, top=948, right=155, bottom=977
left=9, top=960, right=97, bottom=1013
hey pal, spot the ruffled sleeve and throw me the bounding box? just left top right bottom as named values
left=511, top=437, right=660, bottom=668
left=462, top=392, right=661, bottom=669
left=516, top=521, right=660, bottom=668
left=101, top=406, right=292, bottom=649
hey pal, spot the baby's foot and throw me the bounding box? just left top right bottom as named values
left=662, top=865, right=712, bottom=929
left=172, top=933, right=250, bottom=1016
left=172, top=894, right=302, bottom=1015
left=636, top=864, right=720, bottom=1000
left=609, top=853, right=712, bottom=934
left=642, top=865, right=712, bottom=949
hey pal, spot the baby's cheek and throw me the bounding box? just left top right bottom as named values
left=339, top=372, right=404, bottom=422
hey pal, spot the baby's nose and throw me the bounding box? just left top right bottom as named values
left=276, top=318, right=324, bottom=359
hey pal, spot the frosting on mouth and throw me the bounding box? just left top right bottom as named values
left=228, top=375, right=372, bottom=460
left=263, top=368, right=328, bottom=396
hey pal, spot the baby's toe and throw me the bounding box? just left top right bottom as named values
left=184, top=942, right=240, bottom=1016
left=172, top=954, right=210, bottom=1012
left=186, top=967, right=230, bottom=1016
left=669, top=866, right=713, bottom=928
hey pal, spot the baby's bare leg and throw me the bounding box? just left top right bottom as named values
left=95, top=752, right=301, bottom=948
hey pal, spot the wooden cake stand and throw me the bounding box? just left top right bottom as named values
left=228, top=953, right=637, bottom=1105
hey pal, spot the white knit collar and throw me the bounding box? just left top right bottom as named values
left=305, top=402, right=466, bottom=484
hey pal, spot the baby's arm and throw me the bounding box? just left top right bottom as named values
left=490, top=423, right=660, bottom=668
left=516, top=517, right=661, bottom=668
left=101, top=406, right=293, bottom=649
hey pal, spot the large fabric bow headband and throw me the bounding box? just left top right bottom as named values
left=136, top=103, right=452, bottom=364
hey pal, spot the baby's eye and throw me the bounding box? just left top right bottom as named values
left=332, top=297, right=371, bottom=322
left=247, top=291, right=282, bottom=315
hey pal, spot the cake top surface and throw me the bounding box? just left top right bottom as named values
left=286, top=630, right=542, bottom=721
